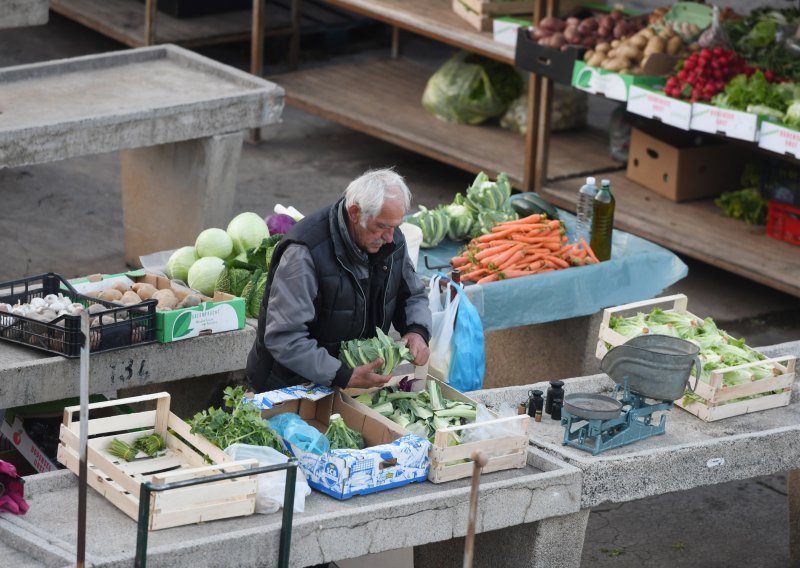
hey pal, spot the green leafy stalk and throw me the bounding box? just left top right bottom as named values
left=325, top=414, right=365, bottom=450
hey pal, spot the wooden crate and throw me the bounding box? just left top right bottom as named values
left=57, top=393, right=258, bottom=530
left=348, top=377, right=530, bottom=483
left=596, top=294, right=798, bottom=422
left=451, top=0, right=492, bottom=32
left=459, top=0, right=534, bottom=17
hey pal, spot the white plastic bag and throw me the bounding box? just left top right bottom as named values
left=224, top=443, right=311, bottom=514
left=461, top=403, right=527, bottom=454
left=427, top=275, right=460, bottom=382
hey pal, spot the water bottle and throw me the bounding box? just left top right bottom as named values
left=590, top=179, right=615, bottom=262
left=574, top=176, right=597, bottom=243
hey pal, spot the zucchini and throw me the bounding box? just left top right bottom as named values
left=509, top=192, right=559, bottom=220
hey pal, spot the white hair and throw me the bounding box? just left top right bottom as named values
left=344, top=168, right=411, bottom=226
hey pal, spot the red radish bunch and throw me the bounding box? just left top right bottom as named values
left=663, top=47, right=750, bottom=102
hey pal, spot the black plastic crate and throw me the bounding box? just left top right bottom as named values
left=0, top=273, right=156, bottom=358
left=514, top=28, right=585, bottom=85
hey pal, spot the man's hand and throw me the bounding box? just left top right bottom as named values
left=402, top=332, right=430, bottom=366
left=346, top=358, right=392, bottom=389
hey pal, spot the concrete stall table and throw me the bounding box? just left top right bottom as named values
left=0, top=44, right=284, bottom=265
left=418, top=214, right=687, bottom=387
left=0, top=448, right=584, bottom=568
left=472, top=339, right=800, bottom=567
left=0, top=322, right=257, bottom=409
left=0, top=0, right=48, bottom=29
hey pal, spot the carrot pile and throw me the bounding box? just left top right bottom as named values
left=450, top=214, right=599, bottom=285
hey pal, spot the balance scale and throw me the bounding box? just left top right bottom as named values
left=561, top=335, right=702, bottom=456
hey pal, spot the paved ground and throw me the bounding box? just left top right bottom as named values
left=1, top=12, right=799, bottom=568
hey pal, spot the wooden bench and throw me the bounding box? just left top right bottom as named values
left=0, top=44, right=284, bottom=265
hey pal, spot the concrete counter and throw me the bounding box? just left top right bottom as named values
left=0, top=321, right=258, bottom=408
left=472, top=339, right=800, bottom=565
left=0, top=44, right=284, bottom=264
left=0, top=448, right=582, bottom=567
left=0, top=0, right=48, bottom=29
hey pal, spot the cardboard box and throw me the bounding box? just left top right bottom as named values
left=690, top=103, right=760, bottom=142
left=346, top=376, right=529, bottom=483
left=515, top=29, right=584, bottom=84
left=1, top=416, right=59, bottom=473
left=69, top=270, right=245, bottom=343
left=626, top=125, right=742, bottom=202
left=494, top=17, right=531, bottom=48
left=759, top=121, right=800, bottom=160
left=627, top=86, right=692, bottom=131
left=253, top=386, right=430, bottom=499
left=571, top=60, right=666, bottom=102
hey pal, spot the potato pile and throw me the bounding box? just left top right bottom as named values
left=583, top=25, right=697, bottom=74
left=84, top=281, right=203, bottom=312
left=529, top=11, right=646, bottom=51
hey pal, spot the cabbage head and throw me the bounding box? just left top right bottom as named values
left=784, top=101, right=800, bottom=129
left=165, top=246, right=198, bottom=283
left=444, top=203, right=475, bottom=241
left=188, top=256, right=225, bottom=296
left=227, top=212, right=269, bottom=254
left=195, top=228, right=233, bottom=259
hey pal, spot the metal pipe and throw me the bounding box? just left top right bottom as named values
left=76, top=310, right=90, bottom=568
left=135, top=460, right=298, bottom=567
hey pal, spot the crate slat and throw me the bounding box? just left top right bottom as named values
left=459, top=0, right=534, bottom=16
left=597, top=295, right=797, bottom=422
left=149, top=498, right=257, bottom=531
left=153, top=477, right=257, bottom=511
left=429, top=450, right=528, bottom=483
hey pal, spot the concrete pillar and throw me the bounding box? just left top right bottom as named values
left=120, top=132, right=243, bottom=266
left=483, top=313, right=603, bottom=388
left=790, top=470, right=800, bottom=568
left=413, top=509, right=591, bottom=568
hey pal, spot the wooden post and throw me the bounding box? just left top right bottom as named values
left=248, top=0, right=266, bottom=144
left=391, top=26, right=401, bottom=59
left=289, top=0, right=303, bottom=69
left=144, top=0, right=158, bottom=46
left=522, top=0, right=557, bottom=192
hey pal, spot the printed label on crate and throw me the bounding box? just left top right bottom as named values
left=248, top=383, right=335, bottom=410
left=691, top=103, right=759, bottom=142
left=627, top=86, right=692, bottom=130
left=493, top=17, right=529, bottom=47
left=286, top=433, right=430, bottom=499
left=572, top=61, right=664, bottom=102
left=158, top=301, right=244, bottom=342
left=1, top=417, right=58, bottom=473
left=759, top=121, right=800, bottom=160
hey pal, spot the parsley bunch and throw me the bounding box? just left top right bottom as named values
left=188, top=386, right=283, bottom=452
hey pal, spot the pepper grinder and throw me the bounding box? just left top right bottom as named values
left=544, top=380, right=565, bottom=417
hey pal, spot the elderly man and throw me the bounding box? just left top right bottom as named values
left=246, top=169, right=432, bottom=392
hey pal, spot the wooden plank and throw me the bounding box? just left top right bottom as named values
left=460, top=0, right=535, bottom=16
left=678, top=390, right=792, bottom=422
left=318, top=0, right=515, bottom=63
left=451, top=0, right=492, bottom=32
left=429, top=450, right=527, bottom=482
left=66, top=410, right=156, bottom=436
left=540, top=173, right=800, bottom=298
left=51, top=0, right=293, bottom=48
left=274, top=58, right=620, bottom=188
left=149, top=498, right=256, bottom=530
left=153, top=478, right=257, bottom=511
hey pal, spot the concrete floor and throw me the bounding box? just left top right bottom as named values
left=1, top=12, right=799, bottom=568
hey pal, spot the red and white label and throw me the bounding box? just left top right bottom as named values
left=627, top=86, right=692, bottom=130
left=758, top=122, right=800, bottom=159
left=691, top=103, right=759, bottom=142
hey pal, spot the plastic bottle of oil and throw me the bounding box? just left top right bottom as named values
left=574, top=176, right=597, bottom=244
left=590, top=179, right=615, bottom=262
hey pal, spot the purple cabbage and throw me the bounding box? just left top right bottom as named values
left=265, top=213, right=296, bottom=235
left=398, top=377, right=421, bottom=392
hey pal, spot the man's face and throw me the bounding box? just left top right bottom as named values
left=347, top=199, right=405, bottom=254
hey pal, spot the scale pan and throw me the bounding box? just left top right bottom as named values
left=564, top=393, right=623, bottom=420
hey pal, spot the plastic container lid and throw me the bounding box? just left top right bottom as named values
left=586, top=176, right=596, bottom=185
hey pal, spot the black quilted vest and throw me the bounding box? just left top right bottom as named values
left=246, top=199, right=407, bottom=392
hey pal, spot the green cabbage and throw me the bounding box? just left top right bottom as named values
left=444, top=203, right=474, bottom=241
left=165, top=246, right=198, bottom=283
left=195, top=228, right=233, bottom=259
left=227, top=212, right=269, bottom=254
left=421, top=51, right=522, bottom=125
left=187, top=256, right=225, bottom=296
left=405, top=206, right=448, bottom=248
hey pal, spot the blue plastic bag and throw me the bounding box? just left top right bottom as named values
left=447, top=282, right=485, bottom=392
left=268, top=413, right=330, bottom=456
